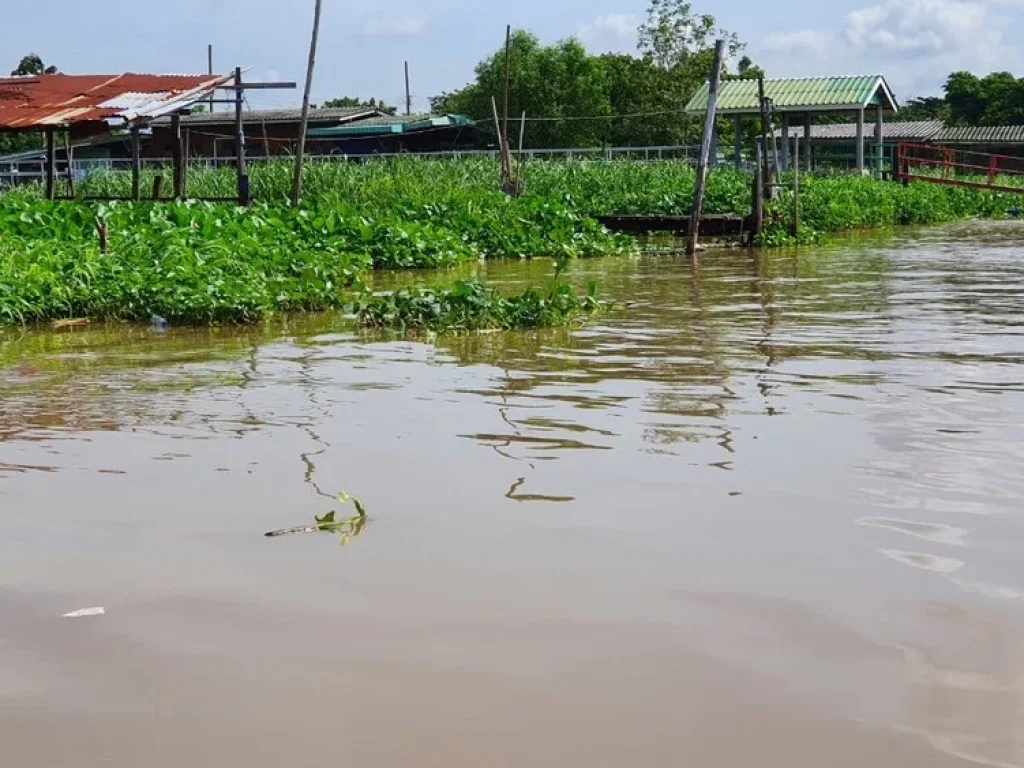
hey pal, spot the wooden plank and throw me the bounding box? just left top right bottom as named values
left=685, top=39, right=726, bottom=258
left=599, top=214, right=749, bottom=236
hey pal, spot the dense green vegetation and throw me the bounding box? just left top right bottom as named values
left=356, top=278, right=602, bottom=332
left=1, top=156, right=1020, bottom=328
left=760, top=173, right=1020, bottom=246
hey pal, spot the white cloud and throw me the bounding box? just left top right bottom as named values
left=762, top=29, right=835, bottom=56
left=362, top=16, right=426, bottom=37
left=753, top=0, right=1022, bottom=97
left=845, top=0, right=986, bottom=55
left=578, top=13, right=639, bottom=53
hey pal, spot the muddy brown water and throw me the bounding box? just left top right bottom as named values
left=2, top=220, right=1024, bottom=767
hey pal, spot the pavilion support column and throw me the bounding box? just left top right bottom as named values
left=875, top=105, right=884, bottom=178
left=803, top=113, right=812, bottom=172
left=172, top=114, right=184, bottom=199
left=856, top=108, right=865, bottom=174
left=130, top=125, right=142, bottom=201
left=780, top=114, right=789, bottom=172
left=45, top=128, right=56, bottom=201
left=733, top=115, right=743, bottom=169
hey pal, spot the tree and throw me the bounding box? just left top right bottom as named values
left=637, top=0, right=743, bottom=70
left=433, top=31, right=613, bottom=148
left=0, top=54, right=58, bottom=157
left=11, top=54, right=57, bottom=76
left=895, top=96, right=948, bottom=123
left=320, top=96, right=397, bottom=115
left=945, top=71, right=987, bottom=126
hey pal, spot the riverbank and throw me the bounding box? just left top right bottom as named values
left=1, top=159, right=1020, bottom=326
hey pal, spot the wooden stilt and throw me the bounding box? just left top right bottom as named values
left=685, top=39, right=726, bottom=259
left=130, top=125, right=141, bottom=201
left=45, top=128, right=56, bottom=200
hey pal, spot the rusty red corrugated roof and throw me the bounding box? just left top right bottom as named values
left=0, top=73, right=233, bottom=130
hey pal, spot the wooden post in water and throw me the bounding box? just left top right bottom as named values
left=404, top=60, right=412, bottom=117
left=757, top=75, right=772, bottom=201
left=63, top=131, right=75, bottom=198
left=792, top=135, right=800, bottom=238
left=685, top=39, right=726, bottom=259
left=45, top=128, right=55, bottom=201
left=292, top=0, right=324, bottom=207
left=130, top=125, right=141, bottom=201
left=803, top=112, right=812, bottom=172
left=500, top=25, right=513, bottom=186
left=208, top=44, right=215, bottom=113
left=171, top=113, right=184, bottom=199
left=752, top=145, right=764, bottom=240
left=856, top=108, right=865, bottom=173
left=733, top=115, right=742, bottom=169
left=234, top=66, right=249, bottom=206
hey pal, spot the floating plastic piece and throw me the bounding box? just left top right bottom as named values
left=63, top=607, right=106, bottom=618
left=150, top=314, right=169, bottom=331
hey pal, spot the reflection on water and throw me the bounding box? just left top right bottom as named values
left=2, top=219, right=1024, bottom=767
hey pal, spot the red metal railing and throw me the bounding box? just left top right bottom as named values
left=897, top=143, right=1024, bottom=194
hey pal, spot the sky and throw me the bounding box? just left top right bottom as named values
left=1, top=0, right=1022, bottom=112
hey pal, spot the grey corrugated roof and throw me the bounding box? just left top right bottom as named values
left=771, top=120, right=942, bottom=142
left=168, top=107, right=380, bottom=127
left=934, top=125, right=1024, bottom=144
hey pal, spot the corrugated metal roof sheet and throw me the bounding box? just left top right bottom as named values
left=934, top=125, right=1024, bottom=144
left=173, top=107, right=378, bottom=127
left=0, top=73, right=232, bottom=130
left=307, top=114, right=474, bottom=138
left=771, top=120, right=942, bottom=142
left=686, top=76, right=897, bottom=115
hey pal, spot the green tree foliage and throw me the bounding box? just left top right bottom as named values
left=433, top=31, right=614, bottom=148
left=933, top=71, right=1024, bottom=126
left=320, top=96, right=397, bottom=115
left=0, top=54, right=58, bottom=157
left=638, top=0, right=743, bottom=70
left=895, top=96, right=949, bottom=123
left=11, top=53, right=58, bottom=76
left=431, top=1, right=746, bottom=148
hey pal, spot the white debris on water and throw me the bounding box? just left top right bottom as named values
left=63, top=607, right=106, bottom=618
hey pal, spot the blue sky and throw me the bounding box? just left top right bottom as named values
left=2, top=0, right=1022, bottom=111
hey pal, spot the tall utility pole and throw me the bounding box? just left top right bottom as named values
left=208, top=44, right=215, bottom=113
left=685, top=39, right=726, bottom=259
left=404, top=60, right=412, bottom=117
left=292, top=0, right=324, bottom=208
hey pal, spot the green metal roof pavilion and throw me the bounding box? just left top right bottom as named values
left=685, top=75, right=898, bottom=115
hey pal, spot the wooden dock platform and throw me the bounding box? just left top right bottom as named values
left=597, top=213, right=752, bottom=237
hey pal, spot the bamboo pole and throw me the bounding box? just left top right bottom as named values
left=208, top=44, right=215, bottom=113
left=685, top=39, right=726, bottom=259
left=292, top=0, right=324, bottom=208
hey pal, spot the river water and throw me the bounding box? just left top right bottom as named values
left=2, top=220, right=1023, bottom=767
